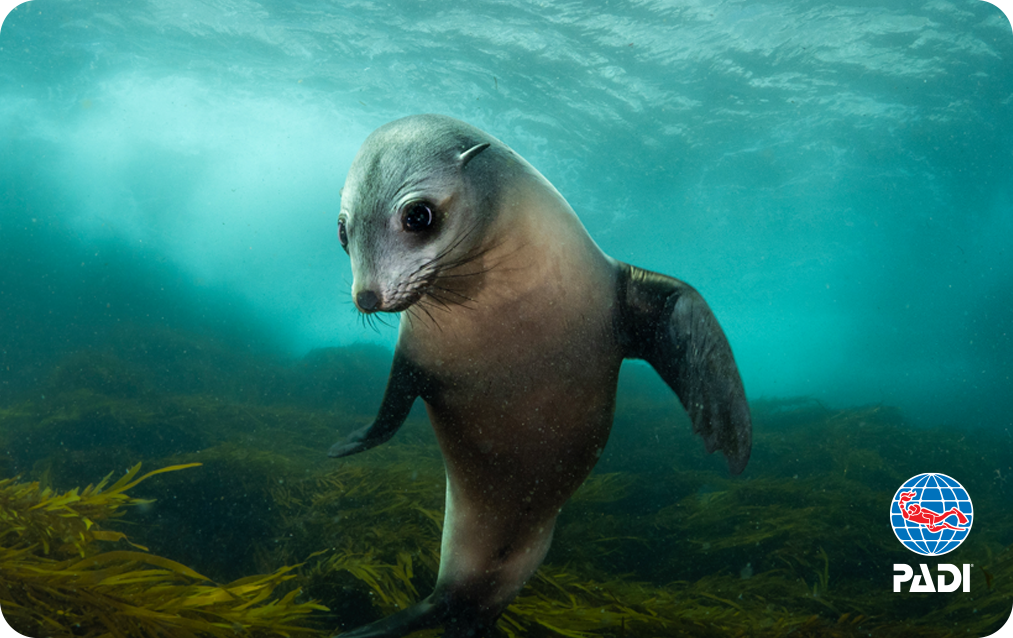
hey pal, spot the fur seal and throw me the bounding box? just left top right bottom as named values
left=329, top=114, right=751, bottom=638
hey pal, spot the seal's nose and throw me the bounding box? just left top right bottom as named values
left=355, top=289, right=380, bottom=313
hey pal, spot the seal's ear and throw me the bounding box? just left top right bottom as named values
left=459, top=143, right=490, bottom=169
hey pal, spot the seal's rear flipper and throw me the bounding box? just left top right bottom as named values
left=335, top=594, right=497, bottom=638
left=335, top=598, right=438, bottom=637
left=617, top=263, right=752, bottom=474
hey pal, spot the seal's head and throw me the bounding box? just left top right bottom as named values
left=339, top=114, right=509, bottom=314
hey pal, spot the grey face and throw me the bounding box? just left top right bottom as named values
left=338, top=115, right=496, bottom=314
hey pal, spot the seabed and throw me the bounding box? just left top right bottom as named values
left=0, top=327, right=1009, bottom=637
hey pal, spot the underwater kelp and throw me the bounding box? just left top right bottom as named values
left=265, top=458, right=1011, bottom=638
left=125, top=443, right=306, bottom=584
left=0, top=342, right=1010, bottom=637
left=0, top=342, right=428, bottom=494
left=260, top=448, right=1010, bottom=638
left=266, top=446, right=446, bottom=632
left=123, top=413, right=437, bottom=584
left=263, top=403, right=1013, bottom=635
left=0, top=462, right=328, bottom=638
left=0, top=389, right=343, bottom=484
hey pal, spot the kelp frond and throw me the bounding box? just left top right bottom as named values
left=0, top=462, right=200, bottom=557
left=0, top=463, right=330, bottom=638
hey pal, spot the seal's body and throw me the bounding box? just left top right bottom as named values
left=330, top=115, right=751, bottom=638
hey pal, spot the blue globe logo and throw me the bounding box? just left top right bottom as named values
left=890, top=473, right=973, bottom=556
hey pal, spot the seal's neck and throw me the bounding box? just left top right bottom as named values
left=405, top=170, right=614, bottom=347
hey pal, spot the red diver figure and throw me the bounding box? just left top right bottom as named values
left=898, top=491, right=969, bottom=532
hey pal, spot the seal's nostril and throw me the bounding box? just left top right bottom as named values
left=356, top=290, right=380, bottom=312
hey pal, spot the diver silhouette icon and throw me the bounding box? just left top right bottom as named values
left=897, top=491, right=969, bottom=532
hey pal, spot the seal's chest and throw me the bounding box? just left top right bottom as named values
left=411, top=289, right=610, bottom=366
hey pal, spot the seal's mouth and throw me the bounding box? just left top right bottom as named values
left=354, top=273, right=431, bottom=315
left=354, top=290, right=424, bottom=314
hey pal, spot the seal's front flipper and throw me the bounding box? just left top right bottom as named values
left=328, top=351, right=426, bottom=458
left=617, top=263, right=751, bottom=474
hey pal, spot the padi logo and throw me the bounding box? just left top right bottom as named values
left=890, top=473, right=974, bottom=593
left=894, top=563, right=971, bottom=593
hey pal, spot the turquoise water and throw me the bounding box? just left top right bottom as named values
left=1, top=2, right=1012, bottom=636
left=2, top=0, right=1011, bottom=428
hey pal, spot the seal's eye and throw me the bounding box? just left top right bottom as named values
left=337, top=219, right=349, bottom=252
left=402, top=202, right=434, bottom=232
